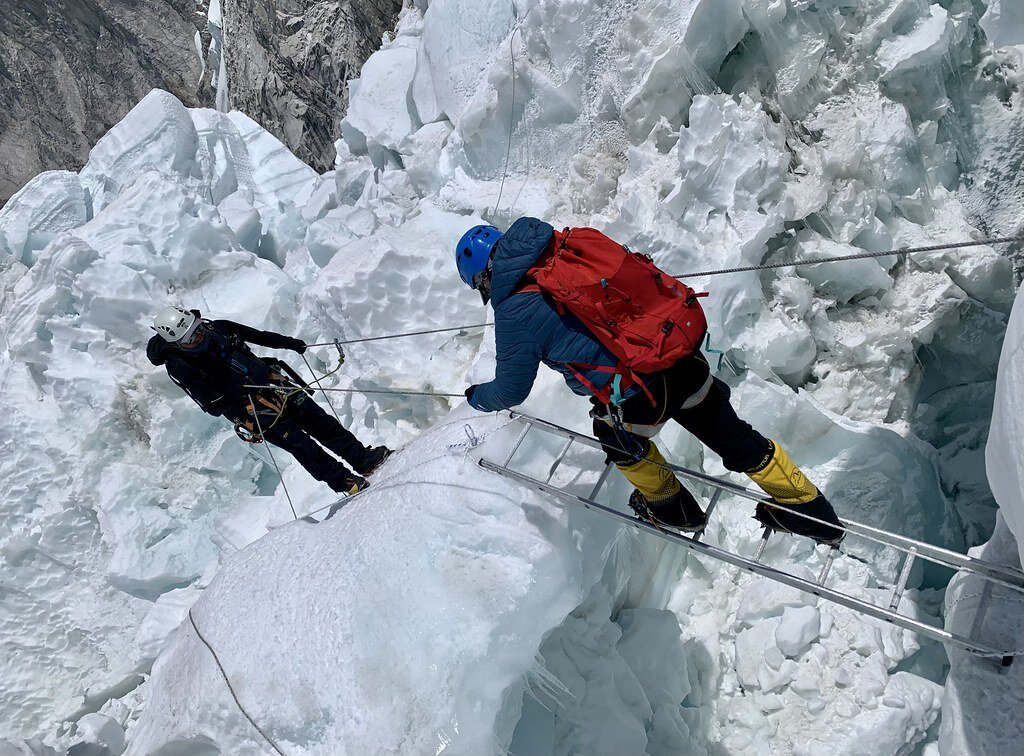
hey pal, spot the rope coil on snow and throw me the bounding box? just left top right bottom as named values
left=188, top=608, right=290, bottom=756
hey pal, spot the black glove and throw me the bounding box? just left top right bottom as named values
left=465, top=385, right=477, bottom=401
left=285, top=338, right=307, bottom=354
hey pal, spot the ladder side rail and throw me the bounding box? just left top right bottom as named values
left=841, top=521, right=1024, bottom=591
left=479, top=458, right=1014, bottom=660
left=513, top=411, right=764, bottom=502
left=510, top=412, right=1024, bottom=590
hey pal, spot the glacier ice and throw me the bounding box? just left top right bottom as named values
left=3, top=0, right=1024, bottom=753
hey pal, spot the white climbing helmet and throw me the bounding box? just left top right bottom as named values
left=153, top=306, right=200, bottom=343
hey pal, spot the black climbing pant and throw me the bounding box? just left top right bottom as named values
left=592, top=352, right=772, bottom=473
left=261, top=393, right=370, bottom=492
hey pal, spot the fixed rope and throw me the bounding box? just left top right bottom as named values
left=302, top=236, right=1024, bottom=348
left=671, top=235, right=1024, bottom=278
left=305, top=323, right=492, bottom=348
left=188, top=608, right=289, bottom=756
left=248, top=393, right=298, bottom=520
left=493, top=24, right=521, bottom=219
left=246, top=384, right=463, bottom=399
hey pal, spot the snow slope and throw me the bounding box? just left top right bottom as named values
left=2, top=0, right=1024, bottom=753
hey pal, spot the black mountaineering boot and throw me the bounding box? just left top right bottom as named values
left=330, top=472, right=367, bottom=495
left=629, top=488, right=707, bottom=532
left=358, top=446, right=393, bottom=476
left=755, top=493, right=845, bottom=545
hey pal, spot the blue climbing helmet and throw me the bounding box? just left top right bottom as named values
left=456, top=225, right=503, bottom=288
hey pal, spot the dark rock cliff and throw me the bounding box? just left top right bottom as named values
left=0, top=0, right=210, bottom=206
left=220, top=0, right=403, bottom=174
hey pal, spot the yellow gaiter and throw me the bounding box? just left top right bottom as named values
left=616, top=442, right=682, bottom=502
left=746, top=440, right=819, bottom=505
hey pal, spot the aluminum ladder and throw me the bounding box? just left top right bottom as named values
left=478, top=411, right=1024, bottom=664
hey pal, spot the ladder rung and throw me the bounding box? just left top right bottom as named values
left=545, top=437, right=574, bottom=482
left=692, top=488, right=723, bottom=543
left=508, top=412, right=1024, bottom=592
left=588, top=463, right=614, bottom=500
left=889, top=547, right=918, bottom=612
left=477, top=457, right=1019, bottom=660
left=818, top=545, right=840, bottom=585
left=753, top=530, right=771, bottom=562
left=503, top=422, right=533, bottom=466
left=969, top=580, right=994, bottom=641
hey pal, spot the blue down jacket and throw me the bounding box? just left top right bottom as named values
left=468, top=217, right=625, bottom=411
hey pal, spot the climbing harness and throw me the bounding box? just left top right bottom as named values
left=247, top=392, right=297, bottom=520
left=479, top=411, right=1024, bottom=663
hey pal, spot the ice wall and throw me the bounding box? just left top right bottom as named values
left=127, top=413, right=593, bottom=755
left=2, top=0, right=1023, bottom=753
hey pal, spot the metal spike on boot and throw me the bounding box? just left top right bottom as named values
left=754, top=493, right=845, bottom=545
left=629, top=488, right=707, bottom=532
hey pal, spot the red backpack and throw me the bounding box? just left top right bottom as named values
left=521, top=227, right=708, bottom=404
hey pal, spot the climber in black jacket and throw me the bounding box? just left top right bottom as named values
left=147, top=307, right=390, bottom=493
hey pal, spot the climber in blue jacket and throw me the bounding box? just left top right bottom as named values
left=458, top=217, right=845, bottom=545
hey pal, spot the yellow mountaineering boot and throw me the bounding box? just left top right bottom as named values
left=617, top=442, right=706, bottom=531
left=746, top=440, right=844, bottom=544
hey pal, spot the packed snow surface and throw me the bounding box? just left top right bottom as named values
left=3, top=0, right=1024, bottom=754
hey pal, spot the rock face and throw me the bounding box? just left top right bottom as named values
left=221, top=0, right=403, bottom=174
left=0, top=0, right=210, bottom=207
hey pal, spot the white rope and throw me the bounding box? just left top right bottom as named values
left=248, top=393, right=298, bottom=520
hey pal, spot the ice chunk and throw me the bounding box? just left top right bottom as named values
left=69, top=713, right=126, bottom=756
left=136, top=586, right=202, bottom=664
left=795, top=231, right=894, bottom=304
left=417, top=0, right=514, bottom=124
left=980, top=0, right=1024, bottom=49
left=226, top=111, right=318, bottom=213
left=341, top=41, right=420, bottom=159
left=877, top=6, right=953, bottom=78
left=0, top=171, right=89, bottom=266
left=987, top=285, right=1024, bottom=566
left=80, top=90, right=200, bottom=213
left=775, top=605, right=821, bottom=657
left=680, top=0, right=747, bottom=76
left=735, top=618, right=780, bottom=689
left=399, top=121, right=454, bottom=196
left=736, top=565, right=818, bottom=626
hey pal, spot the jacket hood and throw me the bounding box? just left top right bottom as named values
left=489, top=217, right=554, bottom=307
